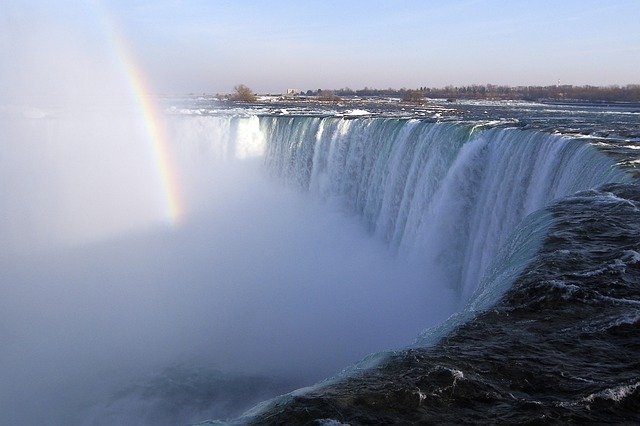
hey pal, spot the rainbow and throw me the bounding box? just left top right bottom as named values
left=100, top=9, right=184, bottom=226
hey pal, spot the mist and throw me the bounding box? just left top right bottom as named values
left=0, top=4, right=460, bottom=424
left=1, top=108, right=456, bottom=424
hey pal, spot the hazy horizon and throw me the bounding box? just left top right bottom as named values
left=2, top=0, right=639, bottom=99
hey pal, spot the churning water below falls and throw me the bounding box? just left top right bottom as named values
left=1, top=101, right=639, bottom=424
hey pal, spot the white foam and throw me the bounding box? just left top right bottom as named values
left=583, top=381, right=640, bottom=404
left=545, top=279, right=580, bottom=293
left=343, top=109, right=371, bottom=117
left=316, top=420, right=351, bottom=426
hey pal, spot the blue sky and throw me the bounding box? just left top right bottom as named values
left=3, top=0, right=640, bottom=94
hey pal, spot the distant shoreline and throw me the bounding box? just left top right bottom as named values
left=192, top=94, right=640, bottom=111
left=324, top=84, right=640, bottom=104
left=185, top=86, right=640, bottom=107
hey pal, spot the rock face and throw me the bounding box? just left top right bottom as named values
left=248, top=183, right=640, bottom=425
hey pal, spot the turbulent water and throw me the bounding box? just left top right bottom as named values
left=2, top=100, right=639, bottom=424
left=244, top=182, right=640, bottom=424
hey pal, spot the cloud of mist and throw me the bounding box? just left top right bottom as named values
left=0, top=4, right=457, bottom=423
left=0, top=141, right=456, bottom=423
left=0, top=108, right=173, bottom=251
left=1, top=92, right=457, bottom=425
left=0, top=0, right=172, bottom=249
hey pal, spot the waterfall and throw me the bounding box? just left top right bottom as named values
left=258, top=116, right=629, bottom=302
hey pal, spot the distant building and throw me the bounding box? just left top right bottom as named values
left=285, top=89, right=298, bottom=96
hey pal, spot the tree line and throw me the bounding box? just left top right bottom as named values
left=325, top=84, right=640, bottom=102
left=223, top=84, right=640, bottom=103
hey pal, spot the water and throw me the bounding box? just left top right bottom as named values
left=259, top=116, right=628, bottom=302
left=247, top=183, right=640, bottom=424
left=1, top=99, right=638, bottom=424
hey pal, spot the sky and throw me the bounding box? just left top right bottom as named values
left=2, top=0, right=640, bottom=95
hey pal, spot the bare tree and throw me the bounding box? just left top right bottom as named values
left=231, top=84, right=256, bottom=102
left=402, top=90, right=424, bottom=103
